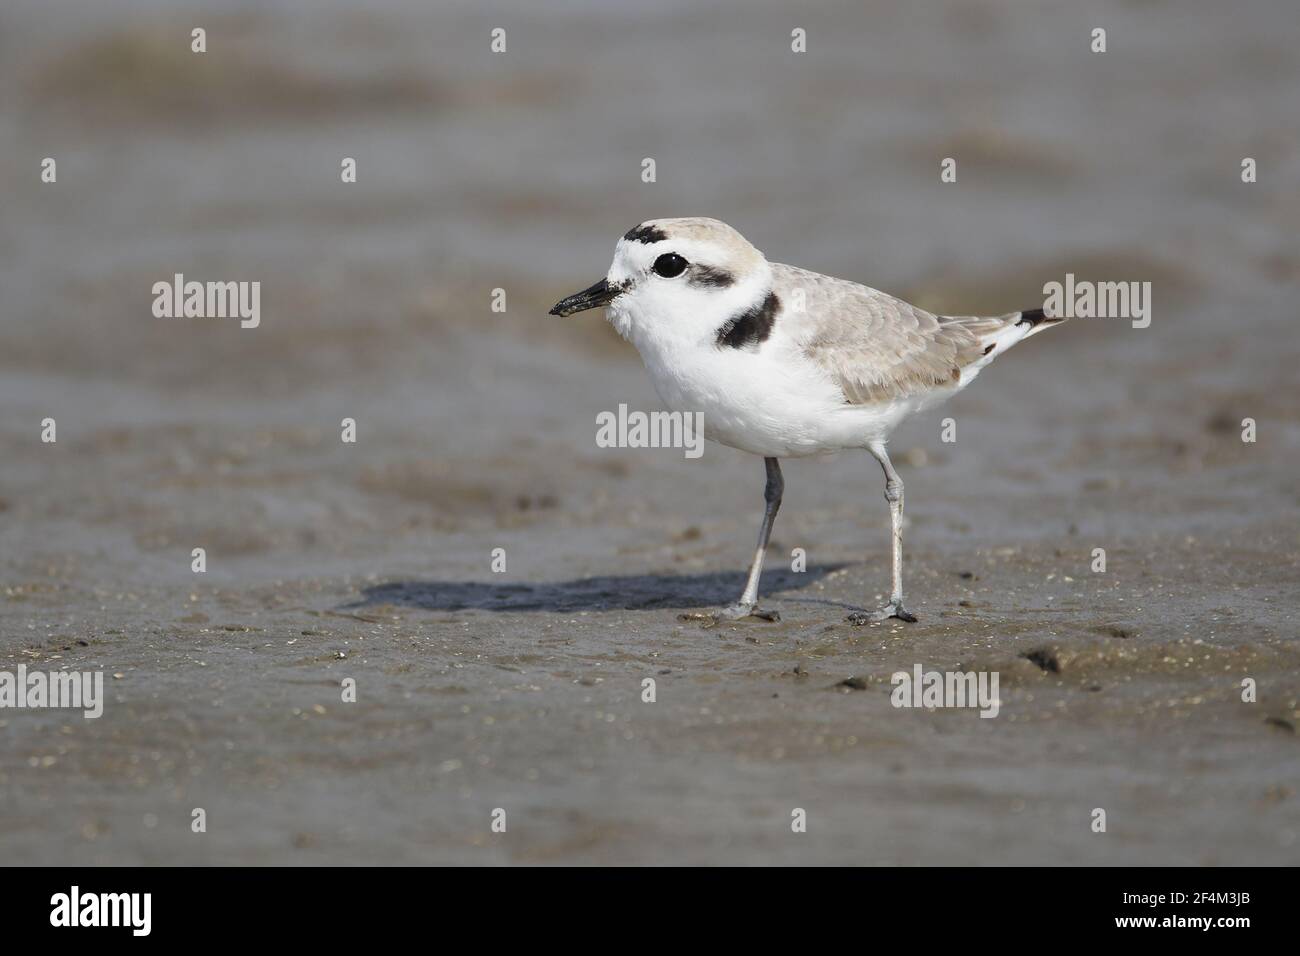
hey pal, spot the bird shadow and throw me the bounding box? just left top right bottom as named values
left=345, top=564, right=849, bottom=614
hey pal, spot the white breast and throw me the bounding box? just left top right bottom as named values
left=613, top=301, right=921, bottom=458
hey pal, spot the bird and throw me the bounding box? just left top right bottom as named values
left=549, top=217, right=1065, bottom=624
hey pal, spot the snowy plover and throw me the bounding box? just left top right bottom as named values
left=550, top=218, right=1064, bottom=624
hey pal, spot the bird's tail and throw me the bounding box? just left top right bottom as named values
left=955, top=307, right=1066, bottom=373
left=1010, top=307, right=1067, bottom=340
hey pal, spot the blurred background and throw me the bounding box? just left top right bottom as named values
left=0, top=0, right=1297, bottom=865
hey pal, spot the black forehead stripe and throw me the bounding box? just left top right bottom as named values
left=623, top=224, right=668, bottom=244
left=716, top=291, right=780, bottom=350
left=688, top=265, right=735, bottom=288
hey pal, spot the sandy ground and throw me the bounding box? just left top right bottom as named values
left=1, top=0, right=1298, bottom=864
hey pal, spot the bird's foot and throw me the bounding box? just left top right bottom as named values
left=679, top=602, right=780, bottom=624
left=845, top=600, right=917, bottom=625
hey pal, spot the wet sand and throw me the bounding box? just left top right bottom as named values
left=1, top=0, right=1298, bottom=864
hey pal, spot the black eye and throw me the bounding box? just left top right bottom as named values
left=653, top=253, right=688, bottom=278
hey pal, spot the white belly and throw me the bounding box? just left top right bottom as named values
left=636, top=339, right=926, bottom=458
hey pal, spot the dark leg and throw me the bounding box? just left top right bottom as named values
left=846, top=442, right=917, bottom=624
left=682, top=457, right=783, bottom=623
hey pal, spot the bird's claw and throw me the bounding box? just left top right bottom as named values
left=845, top=601, right=917, bottom=625
left=679, top=603, right=780, bottom=624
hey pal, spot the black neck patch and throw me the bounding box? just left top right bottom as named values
left=624, top=224, right=668, bottom=244
left=716, top=290, right=780, bottom=350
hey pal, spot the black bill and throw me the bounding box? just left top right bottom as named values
left=549, top=278, right=621, bottom=316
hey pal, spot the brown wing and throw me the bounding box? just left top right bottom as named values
left=775, top=263, right=1002, bottom=404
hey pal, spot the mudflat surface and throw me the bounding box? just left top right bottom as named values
left=1, top=0, right=1297, bottom=864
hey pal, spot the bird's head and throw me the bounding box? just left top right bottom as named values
left=549, top=218, right=771, bottom=344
